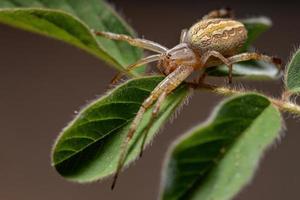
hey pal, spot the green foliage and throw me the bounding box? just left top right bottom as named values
left=241, top=17, right=272, bottom=51
left=0, top=1, right=279, bottom=78
left=0, top=0, right=143, bottom=74
left=206, top=60, right=279, bottom=79
left=0, top=1, right=290, bottom=200
left=285, top=48, right=300, bottom=93
left=52, top=76, right=189, bottom=182
left=161, top=94, right=282, bottom=200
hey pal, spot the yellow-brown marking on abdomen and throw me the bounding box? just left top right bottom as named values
left=187, top=18, right=247, bottom=55
left=189, top=19, right=245, bottom=44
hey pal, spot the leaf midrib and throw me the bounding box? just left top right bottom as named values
left=53, top=77, right=169, bottom=166
left=53, top=119, right=129, bottom=166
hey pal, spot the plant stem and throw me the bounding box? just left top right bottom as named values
left=191, top=83, right=300, bottom=115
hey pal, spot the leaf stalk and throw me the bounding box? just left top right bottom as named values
left=191, top=83, right=300, bottom=116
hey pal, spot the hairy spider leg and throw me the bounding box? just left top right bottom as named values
left=200, top=50, right=233, bottom=83
left=94, top=31, right=168, bottom=53
left=110, top=54, right=161, bottom=85
left=227, top=52, right=282, bottom=71
left=111, top=65, right=194, bottom=190
left=202, top=8, right=235, bottom=20
left=194, top=52, right=282, bottom=86
left=197, top=70, right=208, bottom=84
left=137, top=52, right=282, bottom=160
left=139, top=91, right=167, bottom=158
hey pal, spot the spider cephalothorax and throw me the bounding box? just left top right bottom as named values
left=158, top=43, right=199, bottom=75
left=94, top=8, right=282, bottom=189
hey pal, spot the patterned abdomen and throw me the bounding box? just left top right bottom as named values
left=187, top=18, right=247, bottom=56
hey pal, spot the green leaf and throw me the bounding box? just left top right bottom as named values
left=285, top=48, right=300, bottom=93
left=207, top=17, right=279, bottom=79
left=206, top=60, right=279, bottom=79
left=241, top=17, right=272, bottom=52
left=0, top=1, right=277, bottom=78
left=52, top=76, right=189, bottom=182
left=161, top=93, right=281, bottom=200
left=0, top=0, right=143, bottom=73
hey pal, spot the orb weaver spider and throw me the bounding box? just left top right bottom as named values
left=94, top=8, right=282, bottom=189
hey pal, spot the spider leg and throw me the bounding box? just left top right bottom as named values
left=139, top=91, right=167, bottom=158
left=180, top=29, right=188, bottom=43
left=227, top=52, right=282, bottom=71
left=94, top=31, right=168, bottom=53
left=201, top=50, right=233, bottom=83
left=110, top=54, right=161, bottom=85
left=203, top=8, right=235, bottom=20
left=111, top=65, right=194, bottom=190
left=197, top=71, right=208, bottom=84
left=187, top=69, right=207, bottom=86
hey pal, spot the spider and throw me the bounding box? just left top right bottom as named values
left=94, top=8, right=282, bottom=189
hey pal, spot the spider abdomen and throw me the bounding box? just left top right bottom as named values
left=187, top=18, right=247, bottom=56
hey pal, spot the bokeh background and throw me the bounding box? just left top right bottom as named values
left=1, top=1, right=300, bottom=200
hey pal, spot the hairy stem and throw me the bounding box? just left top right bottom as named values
left=191, top=83, right=300, bottom=116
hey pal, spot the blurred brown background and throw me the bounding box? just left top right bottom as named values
left=1, top=0, right=300, bottom=200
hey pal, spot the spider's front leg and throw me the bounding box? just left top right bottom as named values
left=94, top=31, right=169, bottom=86
left=111, top=65, right=194, bottom=190
left=94, top=31, right=168, bottom=53
left=110, top=54, right=161, bottom=86
left=139, top=91, right=167, bottom=157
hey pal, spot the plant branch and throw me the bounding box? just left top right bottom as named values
left=190, top=83, right=300, bottom=116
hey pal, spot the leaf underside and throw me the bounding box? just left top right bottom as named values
left=0, top=0, right=144, bottom=74
left=161, top=93, right=282, bottom=200
left=52, top=76, right=189, bottom=182
left=285, top=48, right=300, bottom=93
